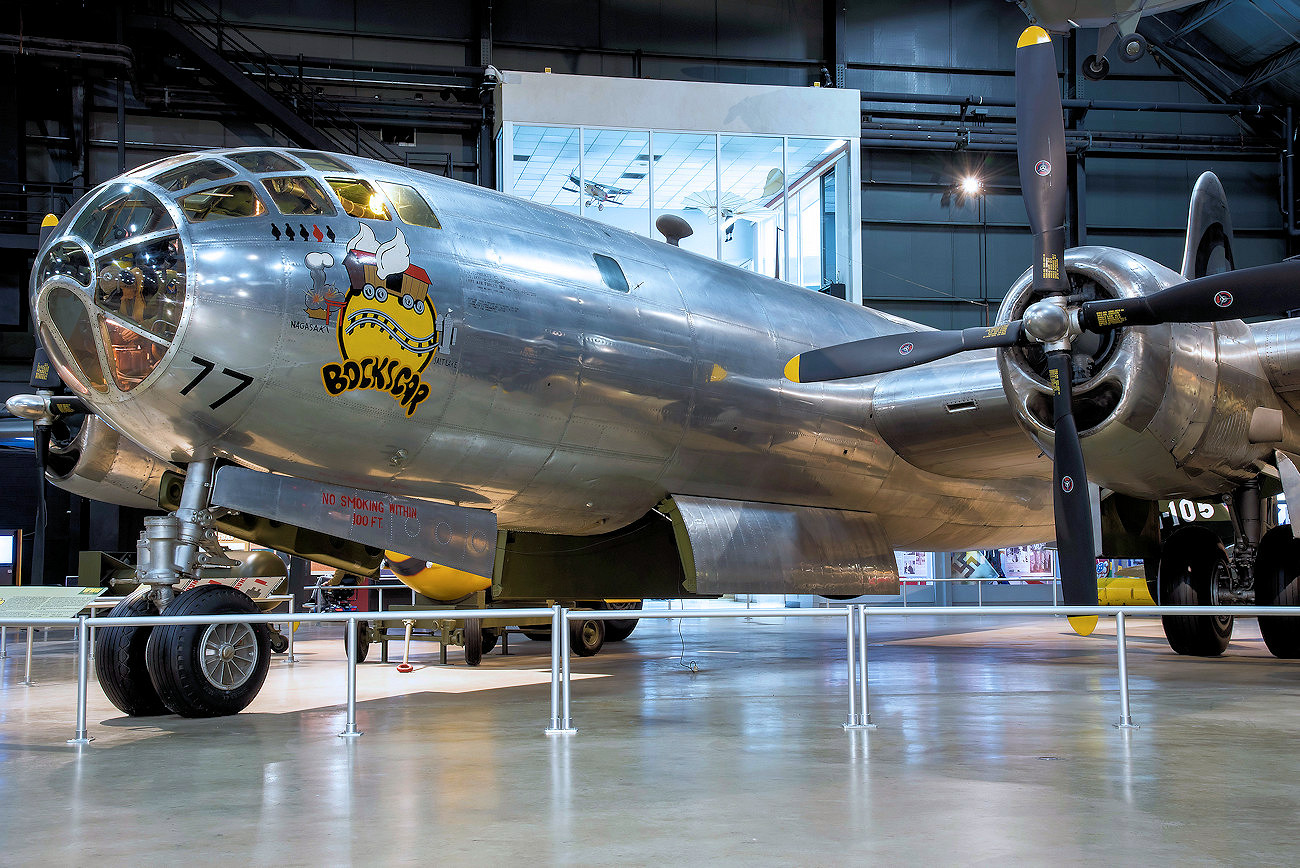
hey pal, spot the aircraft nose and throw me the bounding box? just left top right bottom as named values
left=33, top=182, right=188, bottom=396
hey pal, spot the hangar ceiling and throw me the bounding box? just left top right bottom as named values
left=1143, top=0, right=1300, bottom=105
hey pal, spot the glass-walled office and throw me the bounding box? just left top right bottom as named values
left=498, top=122, right=854, bottom=298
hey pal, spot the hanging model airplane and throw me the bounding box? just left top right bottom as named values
left=1013, top=0, right=1200, bottom=79
left=6, top=26, right=1300, bottom=720
left=562, top=172, right=633, bottom=210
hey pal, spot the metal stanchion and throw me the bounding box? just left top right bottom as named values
left=1114, top=611, right=1138, bottom=729
left=843, top=605, right=860, bottom=728
left=546, top=604, right=575, bottom=734
left=285, top=595, right=297, bottom=664
left=21, top=628, right=35, bottom=685
left=844, top=605, right=874, bottom=730
left=1, top=625, right=7, bottom=658
left=1053, top=579, right=1059, bottom=607
left=560, top=608, right=574, bottom=732
left=68, top=617, right=92, bottom=745
left=339, top=615, right=362, bottom=738
left=856, top=605, right=876, bottom=729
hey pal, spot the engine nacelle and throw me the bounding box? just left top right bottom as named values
left=46, top=414, right=177, bottom=509
left=997, top=247, right=1297, bottom=500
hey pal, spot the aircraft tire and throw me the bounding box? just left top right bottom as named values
left=146, top=585, right=271, bottom=718
left=345, top=620, right=371, bottom=664
left=481, top=628, right=499, bottom=655
left=1083, top=55, right=1109, bottom=81
left=269, top=629, right=289, bottom=654
left=1158, top=525, right=1233, bottom=656
left=594, top=601, right=642, bottom=642
left=570, top=617, right=605, bottom=657
left=464, top=618, right=483, bottom=666
left=1120, top=33, right=1147, bottom=63
left=1253, top=525, right=1300, bottom=658
left=94, top=595, right=169, bottom=717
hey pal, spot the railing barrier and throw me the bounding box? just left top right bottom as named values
left=6, top=603, right=1300, bottom=744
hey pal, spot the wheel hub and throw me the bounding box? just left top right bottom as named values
left=200, top=622, right=258, bottom=691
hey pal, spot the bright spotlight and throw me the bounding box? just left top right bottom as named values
left=961, top=176, right=983, bottom=197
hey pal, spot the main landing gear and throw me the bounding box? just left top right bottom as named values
left=1154, top=479, right=1300, bottom=658
left=93, top=457, right=272, bottom=717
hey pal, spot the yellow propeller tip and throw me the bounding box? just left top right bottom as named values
left=1067, top=615, right=1099, bottom=637
left=1018, top=25, right=1052, bottom=48
left=784, top=356, right=802, bottom=383
left=41, top=213, right=59, bottom=228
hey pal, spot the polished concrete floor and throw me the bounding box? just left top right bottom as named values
left=3, top=606, right=1299, bottom=865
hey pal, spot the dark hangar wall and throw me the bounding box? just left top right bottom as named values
left=1, top=0, right=1288, bottom=343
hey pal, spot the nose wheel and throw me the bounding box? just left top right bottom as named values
left=144, top=585, right=271, bottom=717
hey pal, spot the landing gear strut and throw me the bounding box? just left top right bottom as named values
left=94, top=456, right=271, bottom=717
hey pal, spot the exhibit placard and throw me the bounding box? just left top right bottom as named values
left=0, top=586, right=105, bottom=619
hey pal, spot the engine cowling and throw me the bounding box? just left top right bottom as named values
left=46, top=414, right=177, bottom=509
left=997, top=246, right=1297, bottom=499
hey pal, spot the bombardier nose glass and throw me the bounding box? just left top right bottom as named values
left=37, top=182, right=186, bottom=395
left=95, top=236, right=186, bottom=340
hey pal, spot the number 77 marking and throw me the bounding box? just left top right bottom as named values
left=180, top=356, right=255, bottom=409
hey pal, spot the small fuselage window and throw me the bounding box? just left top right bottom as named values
left=178, top=183, right=268, bottom=222
left=326, top=178, right=391, bottom=220
left=261, top=176, right=338, bottom=217
left=593, top=253, right=630, bottom=292
left=376, top=181, right=441, bottom=228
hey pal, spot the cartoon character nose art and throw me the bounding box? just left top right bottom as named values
left=319, top=223, right=440, bottom=415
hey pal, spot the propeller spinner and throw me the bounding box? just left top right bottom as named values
left=786, top=26, right=1300, bottom=611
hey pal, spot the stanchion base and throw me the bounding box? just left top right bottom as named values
left=286, top=656, right=298, bottom=664
left=338, top=729, right=364, bottom=739
left=843, top=723, right=877, bottom=731
left=545, top=726, right=577, bottom=736
left=1113, top=719, right=1139, bottom=730
left=66, top=736, right=93, bottom=745
left=20, top=679, right=37, bottom=687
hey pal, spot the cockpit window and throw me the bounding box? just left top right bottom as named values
left=71, top=186, right=176, bottom=249
left=228, top=150, right=304, bottom=173
left=95, top=236, right=186, bottom=341
left=38, top=241, right=93, bottom=287
left=98, top=315, right=169, bottom=392
left=261, top=176, right=337, bottom=216
left=292, top=151, right=355, bottom=172
left=151, top=159, right=237, bottom=192
left=377, top=181, right=441, bottom=228
left=326, top=178, right=391, bottom=220
left=125, top=154, right=194, bottom=178
left=45, top=286, right=108, bottom=393
left=593, top=253, right=630, bottom=292
left=178, top=182, right=268, bottom=222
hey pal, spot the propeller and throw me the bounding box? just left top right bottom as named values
left=787, top=25, right=1300, bottom=612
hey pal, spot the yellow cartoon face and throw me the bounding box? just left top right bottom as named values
left=320, top=223, right=436, bottom=416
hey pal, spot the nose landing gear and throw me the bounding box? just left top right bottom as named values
left=93, top=456, right=275, bottom=717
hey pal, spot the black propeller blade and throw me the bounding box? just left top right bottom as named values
left=1080, top=260, right=1300, bottom=332
left=1045, top=352, right=1097, bottom=608
left=1016, top=26, right=1069, bottom=298
left=785, top=322, right=1025, bottom=383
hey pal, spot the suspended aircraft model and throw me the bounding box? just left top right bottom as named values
left=1013, top=0, right=1199, bottom=79
left=6, top=26, right=1300, bottom=720
left=562, top=172, right=632, bottom=210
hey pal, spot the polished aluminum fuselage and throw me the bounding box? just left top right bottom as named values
left=49, top=153, right=1064, bottom=550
